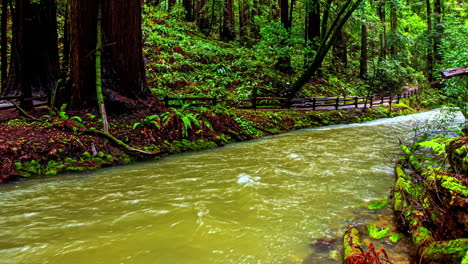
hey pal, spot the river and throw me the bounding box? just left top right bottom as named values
left=0, top=109, right=463, bottom=264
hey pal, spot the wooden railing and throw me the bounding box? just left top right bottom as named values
left=161, top=89, right=420, bottom=110
left=0, top=95, right=50, bottom=111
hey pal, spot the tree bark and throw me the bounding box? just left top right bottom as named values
left=304, top=0, right=320, bottom=66
left=195, top=0, right=209, bottom=34
left=332, top=30, right=347, bottom=69
left=433, top=0, right=442, bottom=66
left=69, top=0, right=149, bottom=111
left=69, top=0, right=97, bottom=107
left=390, top=0, right=398, bottom=56
left=1, top=0, right=8, bottom=87
left=221, top=0, right=235, bottom=41
left=183, top=0, right=194, bottom=21
left=2, top=0, right=59, bottom=109
left=359, top=22, right=368, bottom=79
left=377, top=0, right=386, bottom=61
left=426, top=0, right=434, bottom=81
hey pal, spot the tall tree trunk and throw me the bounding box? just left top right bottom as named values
left=377, top=0, right=386, bottom=61
left=221, top=0, right=235, bottom=41
left=183, top=0, right=194, bottom=21
left=360, top=22, right=368, bottom=79
left=195, top=0, right=209, bottom=34
left=1, top=0, right=8, bottom=87
left=102, top=0, right=148, bottom=99
left=3, top=0, right=59, bottom=110
left=276, top=0, right=293, bottom=73
left=332, top=30, right=347, bottom=69
left=433, top=0, right=442, bottom=67
left=304, top=0, right=320, bottom=66
left=63, top=0, right=70, bottom=68
left=389, top=0, right=398, bottom=56
left=69, top=0, right=97, bottom=107
left=426, top=0, right=434, bottom=81
left=69, top=0, right=149, bottom=110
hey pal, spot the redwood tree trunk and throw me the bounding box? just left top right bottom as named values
left=426, top=0, right=434, bottom=81
left=1, top=0, right=8, bottom=87
left=433, top=0, right=442, bottom=66
left=3, top=0, right=59, bottom=108
left=389, top=1, right=398, bottom=56
left=102, top=0, right=148, bottom=98
left=359, top=22, right=368, bottom=79
left=332, top=30, right=347, bottom=69
left=221, top=0, right=235, bottom=41
left=69, top=0, right=97, bottom=107
left=183, top=0, right=194, bottom=21
left=377, top=0, right=386, bottom=61
left=69, top=0, right=149, bottom=110
left=195, top=0, right=209, bottom=33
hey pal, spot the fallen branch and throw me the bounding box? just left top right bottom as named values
left=11, top=101, right=39, bottom=121
left=84, top=130, right=168, bottom=156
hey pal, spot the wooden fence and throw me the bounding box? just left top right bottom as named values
left=162, top=89, right=420, bottom=110
left=0, top=89, right=419, bottom=113
left=0, top=95, right=50, bottom=111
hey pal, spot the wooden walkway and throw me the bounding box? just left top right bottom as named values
left=163, top=86, right=421, bottom=111
left=0, top=87, right=421, bottom=121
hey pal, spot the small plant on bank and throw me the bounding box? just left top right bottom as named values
left=133, top=114, right=162, bottom=130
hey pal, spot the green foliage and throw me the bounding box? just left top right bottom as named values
left=133, top=114, right=161, bottom=130
left=389, top=232, right=404, bottom=243
left=374, top=59, right=425, bottom=93
left=162, top=105, right=212, bottom=138
left=234, top=116, right=263, bottom=137
left=368, top=197, right=388, bottom=210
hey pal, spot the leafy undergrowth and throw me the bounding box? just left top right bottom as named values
left=0, top=100, right=420, bottom=183
left=141, top=7, right=418, bottom=100
left=142, top=7, right=281, bottom=99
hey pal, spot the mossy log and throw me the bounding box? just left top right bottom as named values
left=343, top=228, right=362, bottom=260
left=395, top=142, right=468, bottom=263
left=422, top=238, right=468, bottom=263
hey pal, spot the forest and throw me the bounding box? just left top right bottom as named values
left=0, top=0, right=467, bottom=263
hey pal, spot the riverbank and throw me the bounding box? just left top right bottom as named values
left=0, top=94, right=426, bottom=184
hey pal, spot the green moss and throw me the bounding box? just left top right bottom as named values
left=462, top=250, right=468, bottom=264
left=368, top=197, right=388, bottom=210
left=14, top=160, right=41, bottom=177
left=393, top=191, right=403, bottom=211
left=389, top=232, right=404, bottom=243
left=412, top=226, right=433, bottom=247
left=423, top=238, right=468, bottom=261
left=343, top=228, right=362, bottom=259
left=367, top=224, right=391, bottom=239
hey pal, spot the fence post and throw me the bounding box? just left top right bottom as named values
left=335, top=97, right=339, bottom=110
left=355, top=97, right=358, bottom=108
left=397, top=94, right=401, bottom=104
left=212, top=97, right=217, bottom=106
left=312, top=98, right=316, bottom=111
left=370, top=96, right=374, bottom=108
left=164, top=96, right=169, bottom=107
left=252, top=96, right=257, bottom=110
left=381, top=97, right=384, bottom=104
